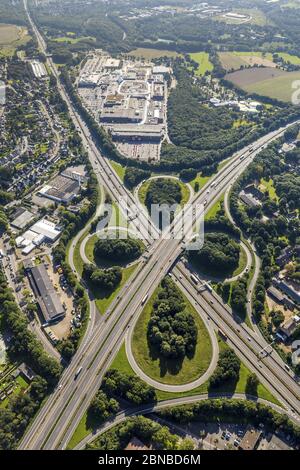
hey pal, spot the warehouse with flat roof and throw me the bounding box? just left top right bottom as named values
left=27, top=264, right=65, bottom=324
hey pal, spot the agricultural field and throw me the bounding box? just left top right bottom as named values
left=0, top=23, right=30, bottom=57
left=224, top=66, right=300, bottom=102
left=231, top=69, right=300, bottom=103
left=128, top=48, right=180, bottom=59
left=219, top=51, right=300, bottom=71
left=189, top=51, right=213, bottom=76
left=219, top=51, right=275, bottom=71
left=225, top=67, right=286, bottom=88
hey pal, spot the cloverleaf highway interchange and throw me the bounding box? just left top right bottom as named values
left=0, top=0, right=300, bottom=454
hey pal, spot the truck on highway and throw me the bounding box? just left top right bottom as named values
left=218, top=329, right=228, bottom=341
left=141, top=294, right=149, bottom=306
left=206, top=282, right=213, bottom=292
left=190, top=274, right=199, bottom=285
left=74, top=366, right=83, bottom=380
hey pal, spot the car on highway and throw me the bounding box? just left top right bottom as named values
left=74, top=367, right=83, bottom=380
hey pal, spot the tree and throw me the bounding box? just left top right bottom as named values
left=246, top=373, right=259, bottom=396
left=90, top=390, right=119, bottom=421
left=209, top=349, right=241, bottom=389
left=30, top=376, right=48, bottom=402
left=102, top=369, right=156, bottom=405
left=177, top=437, right=196, bottom=450
left=270, top=310, right=284, bottom=328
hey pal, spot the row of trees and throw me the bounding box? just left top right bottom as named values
left=159, top=398, right=300, bottom=444
left=148, top=277, right=197, bottom=360
left=87, top=415, right=194, bottom=450
left=231, top=275, right=249, bottom=319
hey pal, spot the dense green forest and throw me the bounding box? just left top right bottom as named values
left=94, top=238, right=143, bottom=263
left=145, top=178, right=182, bottom=209
left=83, top=263, right=122, bottom=291
left=189, top=232, right=240, bottom=275
left=147, top=277, right=198, bottom=359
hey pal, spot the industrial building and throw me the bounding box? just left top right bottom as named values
left=38, top=174, right=80, bottom=203
left=111, top=125, right=163, bottom=142
left=11, top=208, right=35, bottom=230
left=100, top=108, right=143, bottom=124
left=78, top=73, right=101, bottom=88
left=78, top=51, right=170, bottom=161
left=30, top=60, right=47, bottom=79
left=16, top=218, right=61, bottom=255
left=239, top=427, right=262, bottom=450
left=104, top=58, right=121, bottom=70
left=26, top=263, right=65, bottom=324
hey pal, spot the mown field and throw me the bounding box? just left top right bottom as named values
left=219, top=51, right=275, bottom=71
left=225, top=66, right=286, bottom=87
left=0, top=23, right=30, bottom=56
left=128, top=48, right=180, bottom=59
left=219, top=51, right=300, bottom=71
left=189, top=51, right=213, bottom=75
left=52, top=36, right=95, bottom=44
left=225, top=66, right=300, bottom=102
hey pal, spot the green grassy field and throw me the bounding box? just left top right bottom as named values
left=205, top=194, right=224, bottom=221
left=52, top=36, right=95, bottom=44
left=245, top=71, right=300, bottom=102
left=278, top=52, right=300, bottom=65
left=190, top=173, right=212, bottom=192
left=155, top=338, right=279, bottom=403
left=131, top=287, right=213, bottom=385
left=0, top=23, right=30, bottom=57
left=189, top=52, right=213, bottom=75
left=110, top=161, right=126, bottom=182
left=128, top=48, right=180, bottom=59
left=94, top=263, right=137, bottom=315
left=259, top=178, right=279, bottom=202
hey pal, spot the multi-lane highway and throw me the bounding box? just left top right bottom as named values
left=20, top=0, right=300, bottom=451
